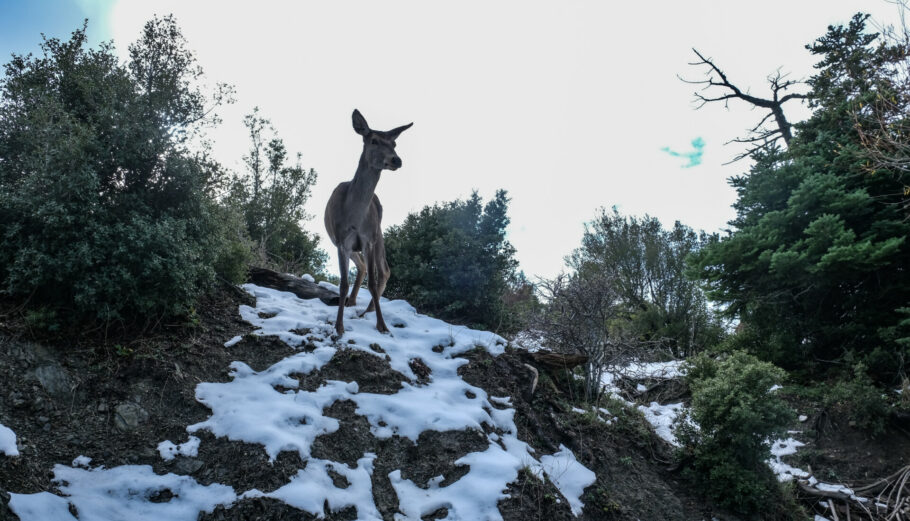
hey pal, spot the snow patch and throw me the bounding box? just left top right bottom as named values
left=71, top=455, right=92, bottom=467
left=637, top=402, right=685, bottom=446
left=249, top=454, right=381, bottom=520
left=158, top=436, right=201, bottom=461
left=223, top=335, right=242, bottom=347
left=0, top=422, right=18, bottom=456
left=8, top=492, right=76, bottom=521
left=9, top=464, right=236, bottom=521
left=539, top=445, right=597, bottom=516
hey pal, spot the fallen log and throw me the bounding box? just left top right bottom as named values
left=247, top=266, right=340, bottom=306
left=528, top=351, right=589, bottom=372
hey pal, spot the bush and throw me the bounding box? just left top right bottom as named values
left=0, top=18, right=229, bottom=324
left=675, top=351, right=794, bottom=514
left=224, top=108, right=326, bottom=277
left=209, top=202, right=256, bottom=285
left=383, top=190, right=523, bottom=332
left=822, top=363, right=890, bottom=436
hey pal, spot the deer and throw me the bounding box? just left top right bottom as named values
left=324, top=109, right=412, bottom=336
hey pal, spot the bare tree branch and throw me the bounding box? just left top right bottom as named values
left=680, top=48, right=808, bottom=159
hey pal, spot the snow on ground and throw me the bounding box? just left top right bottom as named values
left=8, top=283, right=596, bottom=521
left=0, top=422, right=18, bottom=456
left=538, top=445, right=597, bottom=516
left=598, top=360, right=687, bottom=445
left=157, top=436, right=201, bottom=461
left=248, top=454, right=381, bottom=520
left=636, top=402, right=686, bottom=445
left=71, top=455, right=92, bottom=467
left=768, top=437, right=809, bottom=481
left=510, top=330, right=546, bottom=352
left=10, top=465, right=235, bottom=521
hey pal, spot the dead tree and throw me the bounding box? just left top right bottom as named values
left=682, top=48, right=808, bottom=161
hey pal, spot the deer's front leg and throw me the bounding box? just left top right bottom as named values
left=335, top=246, right=351, bottom=336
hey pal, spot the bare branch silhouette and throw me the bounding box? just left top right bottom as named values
left=680, top=48, right=808, bottom=160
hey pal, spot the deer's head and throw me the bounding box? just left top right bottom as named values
left=353, top=109, right=413, bottom=171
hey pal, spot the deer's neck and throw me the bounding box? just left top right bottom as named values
left=347, top=153, right=381, bottom=210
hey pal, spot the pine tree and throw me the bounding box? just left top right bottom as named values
left=691, top=14, right=910, bottom=381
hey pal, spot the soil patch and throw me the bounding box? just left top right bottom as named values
left=297, top=348, right=406, bottom=394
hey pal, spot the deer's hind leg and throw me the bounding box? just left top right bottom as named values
left=347, top=252, right=367, bottom=307
left=364, top=241, right=390, bottom=313
left=335, top=246, right=351, bottom=336
left=366, top=253, right=389, bottom=333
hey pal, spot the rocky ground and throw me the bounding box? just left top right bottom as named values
left=0, top=283, right=904, bottom=520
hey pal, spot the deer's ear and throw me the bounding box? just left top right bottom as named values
left=352, top=109, right=370, bottom=136
left=387, top=122, right=413, bottom=139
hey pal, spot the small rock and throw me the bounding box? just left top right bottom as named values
left=36, top=416, right=49, bottom=424
left=10, top=392, right=26, bottom=408
left=97, top=403, right=108, bottom=413
left=113, top=402, right=149, bottom=431
left=174, top=458, right=204, bottom=474
left=140, top=447, right=157, bottom=459
left=798, top=414, right=808, bottom=422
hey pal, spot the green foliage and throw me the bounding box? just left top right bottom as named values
left=0, top=17, right=232, bottom=324
left=675, top=351, right=794, bottom=514
left=383, top=190, right=523, bottom=332
left=822, top=363, right=890, bottom=435
left=224, top=108, right=326, bottom=277
left=690, top=14, right=910, bottom=382
left=569, top=209, right=725, bottom=357
left=208, top=202, right=256, bottom=284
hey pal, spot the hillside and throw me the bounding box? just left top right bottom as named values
left=0, top=280, right=736, bottom=521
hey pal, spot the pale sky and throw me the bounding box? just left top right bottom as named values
left=3, top=1, right=905, bottom=278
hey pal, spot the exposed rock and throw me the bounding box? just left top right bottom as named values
left=113, top=402, right=149, bottom=431
left=174, top=457, right=204, bottom=474
left=31, top=364, right=72, bottom=398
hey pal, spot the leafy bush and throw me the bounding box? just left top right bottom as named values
left=0, top=18, right=230, bottom=324
left=383, top=190, right=523, bottom=332
left=675, top=351, right=794, bottom=514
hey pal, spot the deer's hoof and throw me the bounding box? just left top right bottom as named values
left=377, top=324, right=390, bottom=334
left=335, top=324, right=345, bottom=337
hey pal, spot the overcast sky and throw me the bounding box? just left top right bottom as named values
left=1, top=1, right=905, bottom=279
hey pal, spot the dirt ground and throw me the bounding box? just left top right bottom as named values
left=1, top=284, right=900, bottom=520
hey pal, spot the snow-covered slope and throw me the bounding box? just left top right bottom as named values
left=8, top=284, right=595, bottom=521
